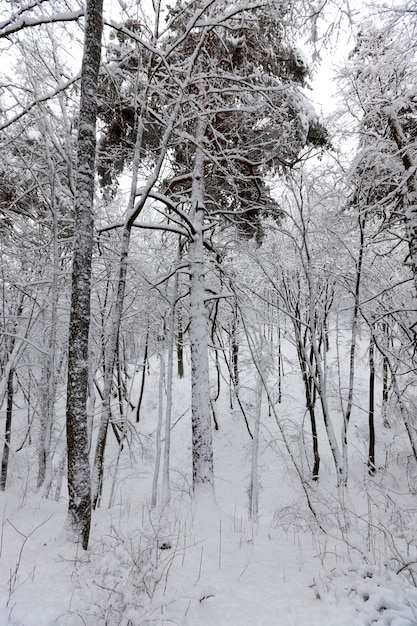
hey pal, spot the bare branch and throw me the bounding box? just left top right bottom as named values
left=0, top=75, right=80, bottom=131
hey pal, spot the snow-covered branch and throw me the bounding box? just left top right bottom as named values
left=0, top=9, right=84, bottom=38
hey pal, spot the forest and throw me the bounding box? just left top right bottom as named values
left=1, top=0, right=417, bottom=624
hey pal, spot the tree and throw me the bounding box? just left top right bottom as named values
left=65, top=0, right=103, bottom=549
left=340, top=24, right=417, bottom=469
left=343, top=24, right=417, bottom=309
left=60, top=0, right=326, bottom=508
left=251, top=171, right=343, bottom=485
left=153, top=0, right=327, bottom=499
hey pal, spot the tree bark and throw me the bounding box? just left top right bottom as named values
left=0, top=294, right=24, bottom=492
left=0, top=368, right=14, bottom=491
left=189, top=120, right=214, bottom=495
left=151, top=345, right=164, bottom=508
left=65, top=0, right=103, bottom=549
left=382, top=338, right=390, bottom=429
left=249, top=371, right=263, bottom=521
left=368, top=331, right=376, bottom=475
left=177, top=305, right=184, bottom=379
left=341, top=211, right=365, bottom=483
left=135, top=320, right=149, bottom=423
left=294, top=319, right=320, bottom=481
left=161, top=277, right=177, bottom=506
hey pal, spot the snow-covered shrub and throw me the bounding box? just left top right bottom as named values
left=314, top=564, right=417, bottom=626
left=74, top=522, right=181, bottom=625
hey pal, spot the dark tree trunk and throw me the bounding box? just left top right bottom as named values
left=136, top=321, right=149, bottom=423
left=231, top=303, right=239, bottom=389
left=277, top=324, right=283, bottom=404
left=65, top=0, right=103, bottom=549
left=0, top=368, right=14, bottom=491
left=381, top=323, right=390, bottom=428
left=368, top=332, right=376, bottom=475
left=177, top=305, right=184, bottom=379
left=295, top=329, right=320, bottom=481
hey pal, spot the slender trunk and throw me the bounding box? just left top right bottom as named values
left=374, top=329, right=417, bottom=462
left=0, top=368, right=14, bottom=491
left=151, top=346, right=165, bottom=508
left=294, top=323, right=320, bottom=480
left=86, top=329, right=96, bottom=452
left=108, top=384, right=128, bottom=508
left=65, top=0, right=103, bottom=549
left=382, top=355, right=389, bottom=427
left=306, top=274, right=343, bottom=484
left=135, top=320, right=149, bottom=423
left=177, top=237, right=185, bottom=379
left=313, top=326, right=343, bottom=483
left=381, top=324, right=390, bottom=428
left=249, top=372, right=263, bottom=521
left=91, top=228, right=131, bottom=509
left=231, top=302, right=239, bottom=388
left=38, top=204, right=59, bottom=492
left=391, top=366, right=417, bottom=462
left=0, top=295, right=24, bottom=491
left=177, top=304, right=184, bottom=378
left=54, top=454, right=66, bottom=502
left=161, top=278, right=177, bottom=506
left=368, top=331, right=376, bottom=475
left=277, top=324, right=283, bottom=404
left=341, top=211, right=365, bottom=483
left=308, top=343, right=320, bottom=480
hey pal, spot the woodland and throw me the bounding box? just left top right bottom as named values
left=1, top=0, right=417, bottom=624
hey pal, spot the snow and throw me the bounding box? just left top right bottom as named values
left=1, top=341, right=417, bottom=626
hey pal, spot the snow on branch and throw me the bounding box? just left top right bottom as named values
left=97, top=219, right=188, bottom=238
left=0, top=75, right=80, bottom=131
left=0, top=9, right=84, bottom=38
left=104, top=19, right=161, bottom=57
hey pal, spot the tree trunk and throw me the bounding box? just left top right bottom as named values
left=177, top=237, right=185, bottom=379
left=368, top=331, right=376, bottom=475
left=309, top=298, right=344, bottom=485
left=277, top=324, right=283, bottom=404
left=188, top=120, right=214, bottom=496
left=151, top=345, right=164, bottom=508
left=231, top=301, right=239, bottom=389
left=382, top=346, right=390, bottom=428
left=341, top=211, right=365, bottom=483
left=294, top=322, right=320, bottom=481
left=249, top=372, right=263, bottom=521
left=65, top=0, right=103, bottom=549
left=135, top=319, right=149, bottom=423
left=0, top=368, right=14, bottom=491
left=177, top=304, right=184, bottom=379
left=91, top=188, right=133, bottom=509
left=0, top=295, right=24, bottom=492
left=161, top=277, right=177, bottom=506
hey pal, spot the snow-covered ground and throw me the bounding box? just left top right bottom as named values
left=1, top=343, right=417, bottom=625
